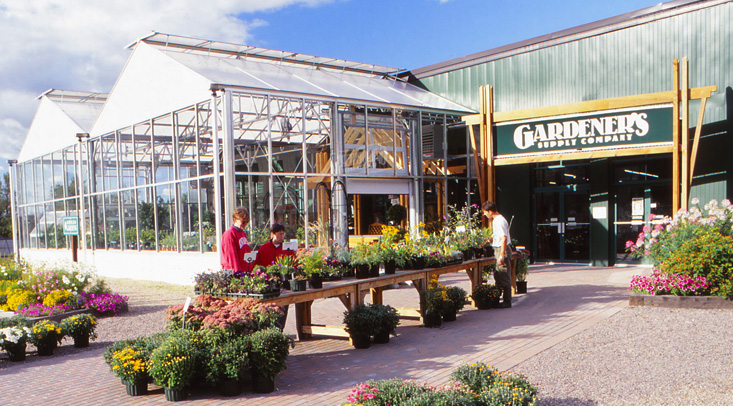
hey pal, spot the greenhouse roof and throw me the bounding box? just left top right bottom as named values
left=18, top=89, right=106, bottom=162
left=135, top=32, right=474, bottom=113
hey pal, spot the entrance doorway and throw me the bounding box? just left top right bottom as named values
left=535, top=188, right=590, bottom=261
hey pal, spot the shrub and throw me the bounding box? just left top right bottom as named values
left=248, top=327, right=294, bottom=379
left=203, top=330, right=249, bottom=385
left=660, top=230, right=733, bottom=299
left=343, top=304, right=380, bottom=339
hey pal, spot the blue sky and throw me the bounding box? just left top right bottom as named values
left=0, top=0, right=662, bottom=175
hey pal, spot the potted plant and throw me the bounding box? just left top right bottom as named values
left=420, top=275, right=450, bottom=328
left=60, top=313, right=98, bottom=348
left=471, top=284, right=502, bottom=310
left=248, top=327, right=294, bottom=393
left=275, top=255, right=299, bottom=289
left=343, top=304, right=379, bottom=349
left=149, top=331, right=202, bottom=401
left=29, top=319, right=63, bottom=356
left=379, top=242, right=399, bottom=274
left=299, top=250, right=326, bottom=289
left=350, top=243, right=374, bottom=279
left=204, top=332, right=249, bottom=397
left=107, top=343, right=152, bottom=396
left=240, top=266, right=281, bottom=299
left=515, top=249, right=530, bottom=294
left=289, top=268, right=308, bottom=292
left=369, top=303, right=400, bottom=344
left=0, top=325, right=31, bottom=362
left=443, top=286, right=467, bottom=322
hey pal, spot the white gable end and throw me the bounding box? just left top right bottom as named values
left=91, top=42, right=212, bottom=136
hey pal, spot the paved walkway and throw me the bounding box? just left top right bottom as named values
left=0, top=264, right=640, bottom=405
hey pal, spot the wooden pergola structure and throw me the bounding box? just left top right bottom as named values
left=463, top=58, right=716, bottom=213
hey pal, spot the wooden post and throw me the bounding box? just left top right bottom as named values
left=681, top=57, right=690, bottom=210
left=486, top=86, right=496, bottom=203
left=689, top=96, right=708, bottom=183
left=672, top=59, right=681, bottom=213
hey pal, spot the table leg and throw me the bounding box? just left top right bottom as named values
left=294, top=301, right=313, bottom=341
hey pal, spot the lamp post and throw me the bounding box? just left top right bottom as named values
left=7, top=159, right=19, bottom=262
left=75, top=133, right=89, bottom=260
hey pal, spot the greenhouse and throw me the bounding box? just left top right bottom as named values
left=9, top=33, right=475, bottom=283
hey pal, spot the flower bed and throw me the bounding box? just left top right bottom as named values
left=627, top=198, right=733, bottom=300
left=0, top=258, right=129, bottom=319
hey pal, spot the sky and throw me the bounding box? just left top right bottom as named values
left=0, top=0, right=664, bottom=175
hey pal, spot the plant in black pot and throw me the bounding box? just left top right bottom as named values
left=420, top=276, right=450, bottom=328
left=350, top=243, right=374, bottom=279
left=368, top=303, right=400, bottom=344
left=203, top=331, right=249, bottom=397
left=343, top=304, right=379, bottom=349
left=248, top=327, right=294, bottom=393
left=299, top=250, right=326, bottom=289
left=443, top=286, right=467, bottom=322
left=515, top=248, right=530, bottom=294
left=471, top=284, right=502, bottom=310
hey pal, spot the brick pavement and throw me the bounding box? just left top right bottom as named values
left=0, top=264, right=639, bottom=405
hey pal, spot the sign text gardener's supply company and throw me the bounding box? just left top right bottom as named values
left=495, top=106, right=673, bottom=156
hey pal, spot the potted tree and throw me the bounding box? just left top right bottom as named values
left=369, top=303, right=400, bottom=344
left=60, top=313, right=98, bottom=348
left=343, top=304, right=379, bottom=349
left=248, top=327, right=294, bottom=393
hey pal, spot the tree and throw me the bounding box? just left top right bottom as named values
left=0, top=173, right=11, bottom=237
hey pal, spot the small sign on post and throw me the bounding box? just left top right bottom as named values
left=63, top=217, right=80, bottom=262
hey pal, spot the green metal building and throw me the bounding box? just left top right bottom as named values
left=406, top=0, right=733, bottom=265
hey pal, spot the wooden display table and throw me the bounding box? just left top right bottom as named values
left=260, top=253, right=518, bottom=340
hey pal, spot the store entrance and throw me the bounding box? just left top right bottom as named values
left=534, top=186, right=591, bottom=262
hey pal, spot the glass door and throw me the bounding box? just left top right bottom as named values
left=535, top=187, right=590, bottom=262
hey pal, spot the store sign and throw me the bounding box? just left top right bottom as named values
left=495, top=106, right=673, bottom=156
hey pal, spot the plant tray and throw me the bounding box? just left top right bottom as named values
left=247, top=291, right=281, bottom=300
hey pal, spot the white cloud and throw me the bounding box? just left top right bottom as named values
left=0, top=0, right=336, bottom=172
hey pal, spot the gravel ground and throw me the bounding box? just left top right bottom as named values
left=513, top=306, right=733, bottom=406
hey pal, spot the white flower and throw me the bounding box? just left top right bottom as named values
left=691, top=197, right=700, bottom=205
left=62, top=276, right=70, bottom=285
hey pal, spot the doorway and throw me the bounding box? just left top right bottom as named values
left=534, top=187, right=590, bottom=261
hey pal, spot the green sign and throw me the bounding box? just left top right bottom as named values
left=495, top=106, right=673, bottom=157
left=63, top=217, right=79, bottom=236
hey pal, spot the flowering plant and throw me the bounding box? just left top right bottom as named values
left=232, top=266, right=280, bottom=294
left=298, top=249, right=327, bottom=275
left=0, top=325, right=31, bottom=350
left=17, top=303, right=74, bottom=317
left=421, top=275, right=451, bottom=316
left=82, top=292, right=129, bottom=316
left=203, top=331, right=249, bottom=384
left=109, top=346, right=150, bottom=383
left=148, top=330, right=203, bottom=389
left=29, top=319, right=63, bottom=348
left=60, top=313, right=98, bottom=340
left=445, top=286, right=467, bottom=313
left=629, top=270, right=710, bottom=296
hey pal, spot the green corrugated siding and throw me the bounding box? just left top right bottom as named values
left=418, top=3, right=731, bottom=127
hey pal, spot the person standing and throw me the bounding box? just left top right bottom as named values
left=221, top=207, right=253, bottom=274
left=255, top=223, right=295, bottom=266
left=482, top=200, right=512, bottom=308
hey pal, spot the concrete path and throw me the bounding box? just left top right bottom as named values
left=0, top=264, right=640, bottom=405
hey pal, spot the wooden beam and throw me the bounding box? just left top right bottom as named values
left=493, top=145, right=674, bottom=166
left=486, top=86, right=496, bottom=203
left=490, top=86, right=716, bottom=123
left=681, top=57, right=690, bottom=210
left=689, top=96, right=707, bottom=187
left=672, top=59, right=681, bottom=213
left=302, top=324, right=350, bottom=338
left=468, top=123, right=485, bottom=202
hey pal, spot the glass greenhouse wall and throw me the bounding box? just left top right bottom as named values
left=12, top=89, right=476, bottom=258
